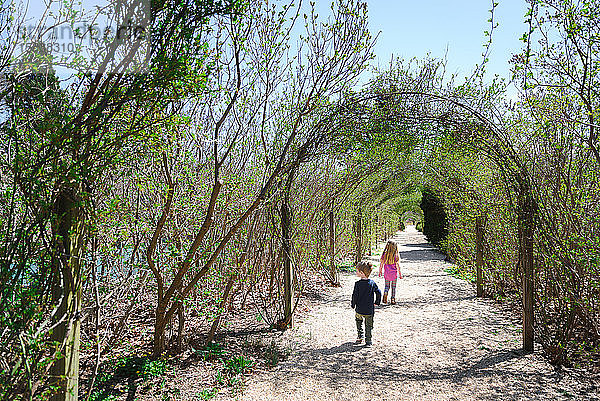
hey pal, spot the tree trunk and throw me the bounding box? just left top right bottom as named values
left=281, top=202, right=293, bottom=328
left=153, top=307, right=167, bottom=356
left=176, top=301, right=185, bottom=351
left=475, top=215, right=485, bottom=298
left=368, top=214, right=372, bottom=256
left=50, top=188, right=84, bottom=401
left=518, top=187, right=536, bottom=353
left=329, top=210, right=336, bottom=284
left=354, top=208, right=363, bottom=265
left=206, top=274, right=237, bottom=344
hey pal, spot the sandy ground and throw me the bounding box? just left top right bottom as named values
left=237, top=226, right=599, bottom=401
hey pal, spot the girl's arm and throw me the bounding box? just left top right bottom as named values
left=397, top=252, right=403, bottom=279
left=378, top=259, right=383, bottom=277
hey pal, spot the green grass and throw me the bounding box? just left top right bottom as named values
left=336, top=263, right=355, bottom=272
left=89, top=354, right=170, bottom=401
left=195, top=342, right=227, bottom=361
left=445, top=265, right=476, bottom=283
left=224, top=355, right=255, bottom=375
left=193, top=342, right=261, bottom=396
left=197, top=388, right=218, bottom=400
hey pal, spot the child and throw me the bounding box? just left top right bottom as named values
left=379, top=240, right=403, bottom=305
left=351, top=261, right=381, bottom=346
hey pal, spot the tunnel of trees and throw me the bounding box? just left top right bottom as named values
left=1, top=0, right=599, bottom=399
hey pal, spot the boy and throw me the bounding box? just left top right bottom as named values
left=351, top=261, right=381, bottom=346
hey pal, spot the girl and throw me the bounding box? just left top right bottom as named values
left=378, top=240, right=403, bottom=304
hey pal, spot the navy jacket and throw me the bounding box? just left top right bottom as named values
left=351, top=278, right=381, bottom=315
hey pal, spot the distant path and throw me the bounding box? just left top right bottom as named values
left=238, top=226, right=597, bottom=401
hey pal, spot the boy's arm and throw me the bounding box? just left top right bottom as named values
left=374, top=283, right=382, bottom=305
left=351, top=282, right=358, bottom=309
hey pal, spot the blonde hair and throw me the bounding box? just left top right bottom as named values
left=381, top=240, right=398, bottom=265
left=356, top=261, right=372, bottom=277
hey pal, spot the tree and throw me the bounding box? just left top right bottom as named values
left=0, top=0, right=237, bottom=398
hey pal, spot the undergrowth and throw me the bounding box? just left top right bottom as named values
left=445, top=264, right=476, bottom=284
left=89, top=355, right=169, bottom=401
left=193, top=340, right=289, bottom=399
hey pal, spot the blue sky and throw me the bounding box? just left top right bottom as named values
left=17, top=0, right=530, bottom=86
left=361, top=0, right=530, bottom=83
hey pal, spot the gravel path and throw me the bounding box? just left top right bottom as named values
left=239, top=226, right=599, bottom=401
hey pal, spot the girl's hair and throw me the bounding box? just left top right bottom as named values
left=381, top=240, right=398, bottom=265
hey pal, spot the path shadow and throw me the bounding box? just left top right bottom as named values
left=400, top=248, right=446, bottom=262
left=271, top=345, right=557, bottom=400
left=318, top=341, right=365, bottom=356
left=406, top=273, right=449, bottom=278
left=303, top=290, right=328, bottom=302
left=215, top=326, right=269, bottom=339
left=467, top=348, right=525, bottom=372
left=396, top=294, right=477, bottom=307
left=401, top=242, right=435, bottom=248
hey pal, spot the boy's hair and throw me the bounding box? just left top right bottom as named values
left=356, top=261, right=372, bottom=277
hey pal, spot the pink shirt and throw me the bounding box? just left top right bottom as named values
left=381, top=254, right=399, bottom=281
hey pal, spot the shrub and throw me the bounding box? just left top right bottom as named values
left=420, top=188, right=448, bottom=246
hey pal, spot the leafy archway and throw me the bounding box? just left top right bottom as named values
left=320, top=57, right=539, bottom=353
